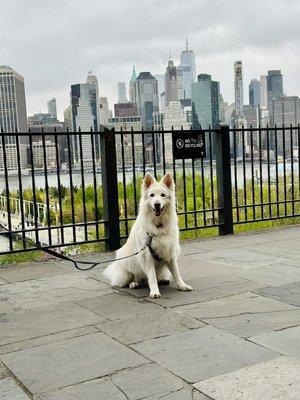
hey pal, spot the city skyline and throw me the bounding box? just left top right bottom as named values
left=1, top=0, right=300, bottom=120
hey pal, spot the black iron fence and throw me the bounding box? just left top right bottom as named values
left=0, top=125, right=300, bottom=255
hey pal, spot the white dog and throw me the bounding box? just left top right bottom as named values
left=103, top=172, right=193, bottom=298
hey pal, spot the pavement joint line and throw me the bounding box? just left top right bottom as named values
left=109, top=375, right=130, bottom=400
left=0, top=360, right=34, bottom=399
left=0, top=325, right=100, bottom=355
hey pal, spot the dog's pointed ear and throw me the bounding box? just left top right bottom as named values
left=161, top=172, right=174, bottom=191
left=143, top=172, right=156, bottom=191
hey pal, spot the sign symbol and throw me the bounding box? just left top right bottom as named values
left=176, top=139, right=184, bottom=149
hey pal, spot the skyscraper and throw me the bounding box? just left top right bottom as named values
left=47, top=97, right=57, bottom=120
left=191, top=74, right=220, bottom=156
left=164, top=59, right=178, bottom=107
left=154, top=74, right=165, bottom=111
left=129, top=65, right=137, bottom=102
left=86, top=71, right=99, bottom=98
left=118, top=82, right=127, bottom=103
left=70, top=83, right=99, bottom=163
left=267, top=70, right=283, bottom=109
left=0, top=65, right=27, bottom=135
left=131, top=72, right=159, bottom=129
left=234, top=61, right=243, bottom=117
left=177, top=38, right=196, bottom=102
left=260, top=75, right=268, bottom=108
left=0, top=65, right=28, bottom=171
left=249, top=79, right=260, bottom=107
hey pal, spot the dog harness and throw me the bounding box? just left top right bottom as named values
left=146, top=234, right=164, bottom=262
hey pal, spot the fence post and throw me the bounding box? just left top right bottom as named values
left=215, top=124, right=233, bottom=235
left=100, top=127, right=120, bottom=250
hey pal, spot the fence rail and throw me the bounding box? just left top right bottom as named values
left=0, top=125, right=300, bottom=255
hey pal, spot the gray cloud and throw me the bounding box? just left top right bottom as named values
left=1, top=0, right=300, bottom=119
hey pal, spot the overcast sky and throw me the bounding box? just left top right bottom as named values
left=2, top=0, right=300, bottom=120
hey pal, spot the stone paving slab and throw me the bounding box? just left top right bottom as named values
left=176, top=292, right=300, bottom=337
left=0, top=278, right=7, bottom=285
left=0, top=261, right=71, bottom=283
left=78, top=292, right=161, bottom=320
left=36, top=377, right=127, bottom=400
left=2, top=332, right=148, bottom=394
left=0, top=302, right=103, bottom=346
left=0, top=377, right=31, bottom=399
left=123, top=273, right=264, bottom=308
left=254, top=281, right=300, bottom=307
left=0, top=326, right=99, bottom=356
left=249, top=325, right=300, bottom=358
left=201, top=247, right=281, bottom=269
left=0, top=363, right=9, bottom=379
left=132, top=326, right=278, bottom=383
left=176, top=255, right=230, bottom=281
left=111, top=363, right=183, bottom=399
left=0, top=273, right=113, bottom=309
left=0, top=294, right=21, bottom=313
left=97, top=308, right=205, bottom=345
left=194, top=356, right=300, bottom=400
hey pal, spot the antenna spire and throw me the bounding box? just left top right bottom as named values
left=186, top=36, right=189, bottom=51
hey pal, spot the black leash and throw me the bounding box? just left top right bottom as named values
left=2, top=225, right=161, bottom=271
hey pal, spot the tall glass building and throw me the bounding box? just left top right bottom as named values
left=0, top=65, right=27, bottom=136
left=249, top=79, right=260, bottom=107
left=177, top=39, right=196, bottom=103
left=191, top=74, right=220, bottom=156
left=47, top=97, right=57, bottom=120
left=70, top=83, right=99, bottom=163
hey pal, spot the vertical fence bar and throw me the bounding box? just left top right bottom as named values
left=120, top=129, right=128, bottom=236
left=66, top=131, right=76, bottom=242
left=266, top=127, right=272, bottom=218
left=28, top=134, right=39, bottom=246
left=90, top=128, right=100, bottom=240
left=233, top=126, right=239, bottom=222
left=15, top=130, right=26, bottom=249
left=42, top=133, right=52, bottom=246
left=78, top=129, right=88, bottom=241
left=130, top=127, right=138, bottom=216
left=258, top=127, right=264, bottom=219
left=209, top=130, right=216, bottom=225
left=282, top=126, right=287, bottom=216
left=161, top=127, right=166, bottom=175
left=1, top=132, right=13, bottom=250
left=250, top=127, right=256, bottom=219
left=242, top=127, right=248, bottom=221
left=215, top=124, right=233, bottom=235
left=274, top=126, right=280, bottom=216
left=290, top=124, right=295, bottom=215
left=100, top=128, right=120, bottom=250
left=54, top=131, right=64, bottom=244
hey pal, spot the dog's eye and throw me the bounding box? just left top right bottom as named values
left=150, top=193, right=155, bottom=197
left=161, top=193, right=166, bottom=197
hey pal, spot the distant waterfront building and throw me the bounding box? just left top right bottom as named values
left=177, top=38, right=196, bottom=102
left=129, top=65, right=138, bottom=102
left=131, top=72, right=159, bottom=129
left=243, top=105, right=258, bottom=128
left=249, top=79, right=260, bottom=107
left=272, top=96, right=300, bottom=154
left=0, top=65, right=27, bottom=137
left=114, top=102, right=138, bottom=118
left=192, top=74, right=220, bottom=156
left=164, top=59, right=178, bottom=107
left=163, top=100, right=190, bottom=163
left=260, top=75, right=268, bottom=108
left=70, top=82, right=99, bottom=163
left=118, top=82, right=127, bottom=103
left=107, top=116, right=142, bottom=131
left=154, top=74, right=165, bottom=111
left=191, top=74, right=220, bottom=129
left=47, top=98, right=57, bottom=120
left=267, top=70, right=284, bottom=127
left=63, top=106, right=72, bottom=131
left=99, top=97, right=110, bottom=126
left=0, top=65, right=28, bottom=171
left=28, top=113, right=58, bottom=127
left=234, top=61, right=243, bottom=117
left=32, top=140, right=56, bottom=168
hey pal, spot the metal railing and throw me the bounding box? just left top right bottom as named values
left=0, top=125, right=299, bottom=255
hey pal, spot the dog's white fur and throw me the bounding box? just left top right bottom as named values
left=103, top=172, right=193, bottom=298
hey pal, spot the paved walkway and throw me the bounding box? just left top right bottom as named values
left=1, top=225, right=300, bottom=399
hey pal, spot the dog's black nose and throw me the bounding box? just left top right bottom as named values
left=154, top=202, right=161, bottom=210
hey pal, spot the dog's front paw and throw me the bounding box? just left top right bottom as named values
left=179, top=284, right=193, bottom=291
left=150, top=290, right=161, bottom=298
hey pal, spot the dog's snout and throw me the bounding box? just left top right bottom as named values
left=154, top=202, right=161, bottom=209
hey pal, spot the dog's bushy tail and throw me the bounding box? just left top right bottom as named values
left=103, top=261, right=131, bottom=287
